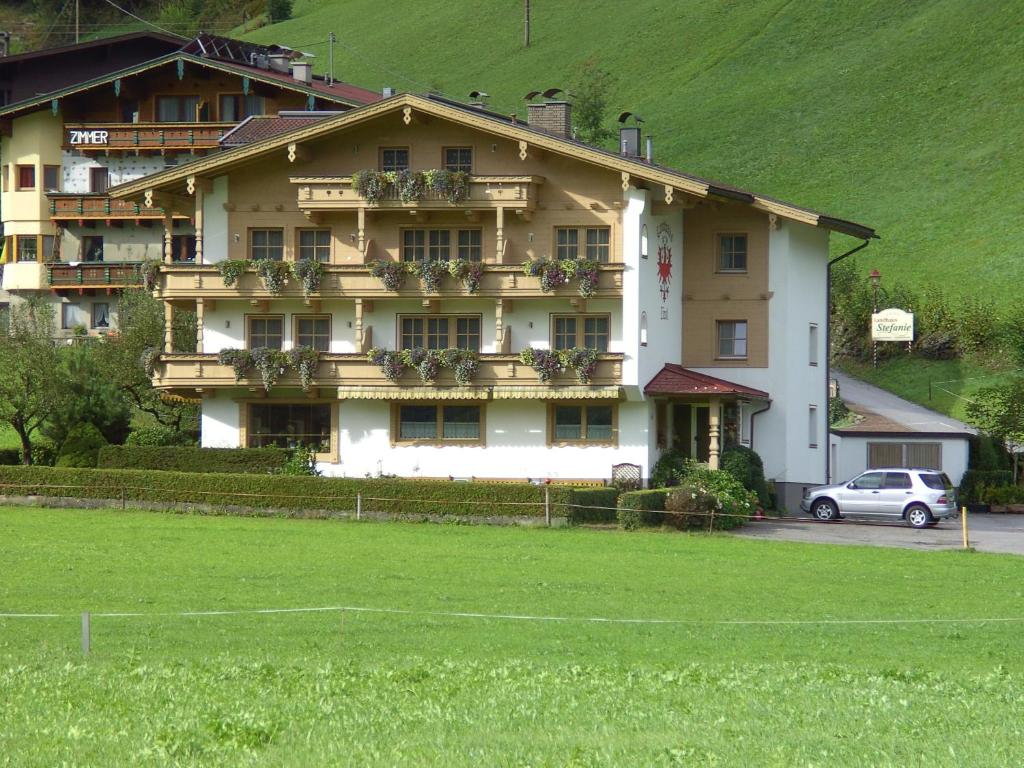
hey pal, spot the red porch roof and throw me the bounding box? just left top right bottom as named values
left=644, top=364, right=769, bottom=399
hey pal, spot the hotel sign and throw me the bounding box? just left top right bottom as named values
left=68, top=129, right=109, bottom=146
left=872, top=308, right=914, bottom=341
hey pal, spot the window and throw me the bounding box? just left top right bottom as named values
left=156, top=95, right=200, bottom=122
left=808, top=405, right=818, bottom=448
left=171, top=235, right=196, bottom=262
left=248, top=403, right=331, bottom=452
left=15, top=236, right=37, bottom=262
left=399, top=315, right=480, bottom=351
left=718, top=234, right=748, bottom=272
left=443, top=147, right=472, bottom=173
left=219, top=94, right=264, bottom=121
left=295, top=315, right=330, bottom=352
left=394, top=403, right=482, bottom=443
left=809, top=323, right=819, bottom=366
left=552, top=314, right=610, bottom=352
left=89, top=167, right=109, bottom=194
left=867, top=442, right=942, bottom=470
left=16, top=164, right=35, bottom=190
left=43, top=165, right=60, bottom=192
left=585, top=227, right=610, bottom=262
left=2, top=164, right=8, bottom=192
left=249, top=229, right=284, bottom=261
left=883, top=472, right=912, bottom=490
left=41, top=235, right=56, bottom=262
left=247, top=316, right=284, bottom=349
left=82, top=235, right=104, bottom=262
left=920, top=473, right=953, bottom=491
left=381, top=147, right=409, bottom=172
left=717, top=320, right=748, bottom=359
left=555, top=227, right=578, bottom=260
left=61, top=302, right=88, bottom=330
left=550, top=404, right=615, bottom=444
left=91, top=302, right=111, bottom=329
left=402, top=229, right=451, bottom=262
left=457, top=229, right=482, bottom=261
left=851, top=471, right=884, bottom=490
left=298, top=229, right=331, bottom=263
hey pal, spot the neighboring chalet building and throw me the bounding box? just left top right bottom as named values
left=0, top=34, right=378, bottom=332
left=110, top=93, right=876, bottom=503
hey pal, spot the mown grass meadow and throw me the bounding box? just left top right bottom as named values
left=2, top=507, right=1023, bottom=765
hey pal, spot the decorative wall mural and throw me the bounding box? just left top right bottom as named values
left=656, top=222, right=673, bottom=303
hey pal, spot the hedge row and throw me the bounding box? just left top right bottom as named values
left=0, top=465, right=577, bottom=519
left=566, top=488, right=620, bottom=524
left=958, top=470, right=1013, bottom=504
left=97, top=446, right=292, bottom=474
left=617, top=489, right=669, bottom=530
left=0, top=449, right=22, bottom=466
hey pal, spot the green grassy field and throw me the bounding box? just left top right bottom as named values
left=2, top=507, right=1023, bottom=765
left=237, top=0, right=1024, bottom=306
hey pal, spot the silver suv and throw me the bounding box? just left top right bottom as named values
left=800, top=469, right=957, bottom=528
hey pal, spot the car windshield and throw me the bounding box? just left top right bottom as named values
left=920, top=473, right=954, bottom=491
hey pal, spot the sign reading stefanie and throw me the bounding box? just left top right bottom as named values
left=872, top=308, right=914, bottom=341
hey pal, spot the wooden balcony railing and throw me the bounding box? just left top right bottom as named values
left=292, top=175, right=543, bottom=211
left=152, top=353, right=624, bottom=395
left=154, top=263, right=624, bottom=300
left=47, top=261, right=145, bottom=288
left=63, top=122, right=234, bottom=151
left=48, top=193, right=181, bottom=220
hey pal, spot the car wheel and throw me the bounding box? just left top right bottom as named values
left=906, top=504, right=933, bottom=529
left=811, top=499, right=838, bottom=522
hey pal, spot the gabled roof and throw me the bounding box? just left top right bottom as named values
left=644, top=365, right=770, bottom=399
left=0, top=51, right=379, bottom=118
left=107, top=92, right=876, bottom=239
left=219, top=113, right=340, bottom=147
left=0, top=30, right=186, bottom=65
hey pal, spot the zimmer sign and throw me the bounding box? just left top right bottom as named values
left=872, top=308, right=914, bottom=341
left=67, top=129, right=109, bottom=146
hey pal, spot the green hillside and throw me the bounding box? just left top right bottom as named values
left=243, top=0, right=1023, bottom=302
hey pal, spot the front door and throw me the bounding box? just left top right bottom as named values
left=695, top=407, right=710, bottom=462
left=672, top=403, right=692, bottom=457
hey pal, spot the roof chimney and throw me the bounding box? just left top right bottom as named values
left=291, top=61, right=312, bottom=85
left=527, top=101, right=572, bottom=138
left=617, top=111, right=644, bottom=157
left=382, top=86, right=395, bottom=97
left=267, top=53, right=291, bottom=73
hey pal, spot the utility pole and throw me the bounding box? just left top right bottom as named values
left=328, top=32, right=336, bottom=86
left=524, top=0, right=530, bottom=47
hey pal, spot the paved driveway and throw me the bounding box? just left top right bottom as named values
left=732, top=513, right=1024, bottom=556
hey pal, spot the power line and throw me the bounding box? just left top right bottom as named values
left=97, top=0, right=180, bottom=37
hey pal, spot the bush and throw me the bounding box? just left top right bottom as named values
left=0, top=448, right=22, bottom=465
left=664, top=468, right=756, bottom=531
left=31, top=439, right=58, bottom=467
left=959, top=469, right=1013, bottom=504
left=566, top=488, right=619, bottom=524
left=617, top=489, right=669, bottom=530
left=97, top=446, right=292, bottom=474
left=979, top=485, right=1024, bottom=505
left=720, top=446, right=769, bottom=507
left=650, top=449, right=693, bottom=488
left=276, top=447, right=321, bottom=477
left=968, top=434, right=1010, bottom=472
left=0, top=466, right=573, bottom=519
left=55, top=423, right=107, bottom=468
left=266, top=0, right=292, bottom=22
left=125, top=424, right=195, bottom=447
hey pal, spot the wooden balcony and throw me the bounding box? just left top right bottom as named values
left=48, top=193, right=189, bottom=221
left=63, top=122, right=234, bottom=152
left=292, top=175, right=543, bottom=212
left=154, top=263, right=624, bottom=301
left=47, top=261, right=145, bottom=289
left=151, top=352, right=624, bottom=398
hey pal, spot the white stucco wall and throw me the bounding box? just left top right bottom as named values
left=202, top=176, right=229, bottom=264
left=61, top=153, right=169, bottom=193
left=829, top=434, right=970, bottom=487
left=200, top=396, right=241, bottom=448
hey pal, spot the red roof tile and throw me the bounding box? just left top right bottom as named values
left=643, top=364, right=769, bottom=398
left=220, top=115, right=336, bottom=146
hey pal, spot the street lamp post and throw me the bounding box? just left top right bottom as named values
left=869, top=269, right=881, bottom=368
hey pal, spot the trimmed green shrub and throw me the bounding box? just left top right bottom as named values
left=276, top=447, right=321, bottom=477
left=979, top=484, right=1024, bottom=505
left=617, top=489, right=669, bottom=530
left=650, top=449, right=692, bottom=488
left=720, top=445, right=769, bottom=507
left=566, top=488, right=619, bottom=524
left=959, top=469, right=1012, bottom=503
left=0, top=449, right=21, bottom=465
left=55, top=424, right=107, bottom=468
left=125, top=424, right=195, bottom=447
left=0, top=466, right=572, bottom=519
left=97, top=446, right=291, bottom=474
left=664, top=468, right=756, bottom=531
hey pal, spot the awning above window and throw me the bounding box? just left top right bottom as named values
left=336, top=386, right=489, bottom=400
left=491, top=385, right=622, bottom=400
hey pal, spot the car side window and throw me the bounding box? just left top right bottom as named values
left=884, top=472, right=912, bottom=490
left=852, top=472, right=884, bottom=490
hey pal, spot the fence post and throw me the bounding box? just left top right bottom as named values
left=81, top=611, right=91, bottom=655
left=961, top=505, right=970, bottom=549
left=120, top=486, right=126, bottom=510
left=544, top=486, right=551, bottom=527
left=709, top=508, right=716, bottom=533
left=356, top=493, right=362, bottom=521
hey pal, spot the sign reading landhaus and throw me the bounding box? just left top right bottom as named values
left=871, top=308, right=914, bottom=341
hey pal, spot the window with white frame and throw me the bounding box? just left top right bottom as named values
left=717, top=320, right=748, bottom=359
